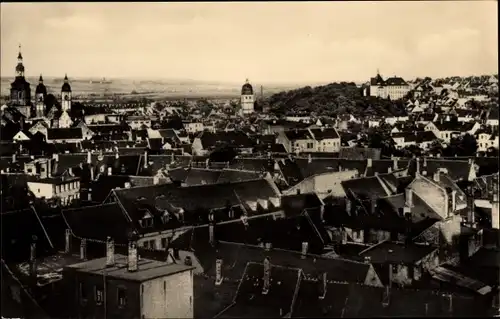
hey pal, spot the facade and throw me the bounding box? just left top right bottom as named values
left=63, top=242, right=195, bottom=319
left=240, top=79, right=255, bottom=115
left=369, top=72, right=410, bottom=100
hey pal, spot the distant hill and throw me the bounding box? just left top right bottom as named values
left=267, top=82, right=408, bottom=117
left=0, top=76, right=308, bottom=100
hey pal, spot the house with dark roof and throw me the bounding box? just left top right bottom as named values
left=192, top=131, right=254, bottom=156
left=391, top=131, right=439, bottom=150
left=45, top=128, right=83, bottom=144
left=424, top=120, right=481, bottom=144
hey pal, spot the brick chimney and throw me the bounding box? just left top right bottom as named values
left=265, top=242, right=272, bottom=251
left=106, top=237, right=115, bottom=267
left=308, top=154, right=312, bottom=164
left=65, top=229, right=71, bottom=253
left=30, top=238, right=37, bottom=282
left=367, top=158, right=372, bottom=168
left=415, top=158, right=420, bottom=175
left=52, top=153, right=59, bottom=162
left=492, top=193, right=499, bottom=230
left=215, top=258, right=223, bottom=285
left=433, top=171, right=440, bottom=183
left=209, top=224, right=215, bottom=246
left=262, top=257, right=271, bottom=295
left=127, top=241, right=138, bottom=272
left=80, top=238, right=87, bottom=261
left=87, top=151, right=91, bottom=164
left=319, top=272, right=327, bottom=300
left=143, top=151, right=148, bottom=169
left=405, top=188, right=413, bottom=207
left=301, top=242, right=308, bottom=259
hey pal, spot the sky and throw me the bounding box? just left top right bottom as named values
left=1, top=1, right=498, bottom=84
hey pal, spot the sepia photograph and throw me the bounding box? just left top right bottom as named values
left=0, top=1, right=499, bottom=318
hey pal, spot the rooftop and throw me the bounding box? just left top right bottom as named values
left=65, top=254, right=194, bottom=282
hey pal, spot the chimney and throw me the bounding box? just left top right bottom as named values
left=387, top=167, right=392, bottom=173
left=115, top=152, right=119, bottom=160
left=80, top=238, right=87, bottom=261
left=262, top=257, right=271, bottom=295
left=405, top=188, right=413, bottom=207
left=65, top=229, right=71, bottom=253
left=448, top=294, right=453, bottom=313
left=52, top=153, right=59, bottom=162
left=107, top=167, right=112, bottom=176
left=143, top=151, right=148, bottom=168
left=106, top=237, right=115, bottom=267
left=205, top=158, right=210, bottom=169
left=301, top=242, right=309, bottom=259
left=153, top=176, right=159, bottom=185
left=308, top=153, right=312, bottom=164
left=415, top=158, right=420, bottom=175
left=30, top=239, right=37, bottom=282
left=87, top=151, right=91, bottom=164
left=367, top=158, right=372, bottom=168
left=388, top=264, right=393, bottom=286
left=215, top=258, right=223, bottom=285
left=433, top=172, right=440, bottom=183
left=12, top=153, right=16, bottom=164
left=319, top=272, right=327, bottom=300
left=124, top=182, right=131, bottom=189
left=209, top=223, right=215, bottom=246
left=492, top=193, right=499, bottom=230
left=423, top=157, right=427, bottom=167
left=364, top=256, right=371, bottom=264
left=451, top=190, right=457, bottom=213
left=265, top=242, right=272, bottom=251
left=127, top=241, right=138, bottom=272
left=90, top=166, right=95, bottom=181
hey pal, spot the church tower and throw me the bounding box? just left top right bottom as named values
left=240, top=79, right=255, bottom=116
left=35, top=75, right=47, bottom=117
left=9, top=45, right=31, bottom=108
left=61, top=74, right=72, bottom=112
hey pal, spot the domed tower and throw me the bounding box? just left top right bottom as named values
left=61, top=74, right=72, bottom=111
left=35, top=75, right=47, bottom=117
left=240, top=79, right=255, bottom=115
left=9, top=44, right=31, bottom=107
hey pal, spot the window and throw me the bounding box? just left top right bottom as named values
left=307, top=142, right=314, bottom=149
left=117, top=287, right=127, bottom=308
left=79, top=282, right=88, bottom=302
left=161, top=237, right=168, bottom=249
left=95, top=286, right=104, bottom=305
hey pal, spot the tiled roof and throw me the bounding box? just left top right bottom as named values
left=284, top=129, right=314, bottom=141
left=359, top=241, right=436, bottom=264
left=46, top=128, right=83, bottom=140
left=339, top=147, right=381, bottom=160
left=199, top=131, right=254, bottom=149
left=61, top=203, right=133, bottom=243
left=309, top=127, right=340, bottom=140
left=408, top=158, right=472, bottom=182
left=217, top=262, right=301, bottom=318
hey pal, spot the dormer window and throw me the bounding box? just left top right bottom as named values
left=139, top=210, right=153, bottom=228
left=161, top=211, right=171, bottom=224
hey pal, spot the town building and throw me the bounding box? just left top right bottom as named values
left=369, top=72, right=410, bottom=100
left=63, top=238, right=195, bottom=319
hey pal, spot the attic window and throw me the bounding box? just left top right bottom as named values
left=161, top=211, right=171, bottom=224
left=139, top=210, right=154, bottom=228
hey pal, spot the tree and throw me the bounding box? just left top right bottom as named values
left=446, top=134, right=478, bottom=157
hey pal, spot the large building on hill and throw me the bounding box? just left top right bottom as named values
left=369, top=72, right=410, bottom=100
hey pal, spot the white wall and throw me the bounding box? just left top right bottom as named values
left=142, top=270, right=194, bottom=319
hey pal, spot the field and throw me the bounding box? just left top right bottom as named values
left=1, top=76, right=310, bottom=100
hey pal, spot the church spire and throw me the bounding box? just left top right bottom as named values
left=64, top=74, right=69, bottom=82
left=17, top=44, right=23, bottom=62
left=39, top=74, right=44, bottom=83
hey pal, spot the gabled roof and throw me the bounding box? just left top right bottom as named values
left=217, top=262, right=301, bottom=318
left=46, top=128, right=83, bottom=140
left=61, top=203, right=134, bottom=243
